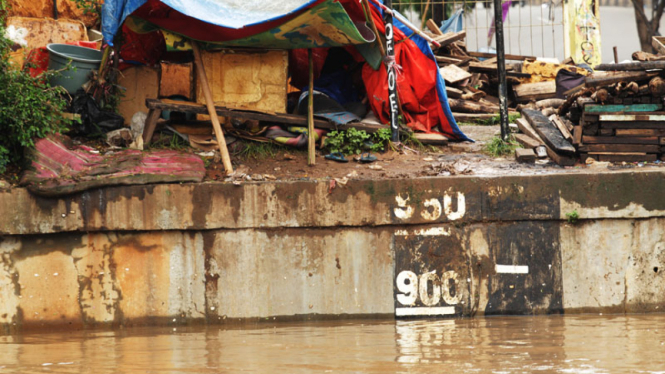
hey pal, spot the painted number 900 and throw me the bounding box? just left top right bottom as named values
left=396, top=270, right=461, bottom=307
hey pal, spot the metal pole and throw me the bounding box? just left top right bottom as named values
left=493, top=0, right=510, bottom=142
left=383, top=0, right=400, bottom=143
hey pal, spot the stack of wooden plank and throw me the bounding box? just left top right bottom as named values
left=576, top=104, right=665, bottom=162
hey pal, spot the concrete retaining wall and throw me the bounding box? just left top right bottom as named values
left=1, top=170, right=664, bottom=331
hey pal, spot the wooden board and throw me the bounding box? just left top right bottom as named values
left=145, top=98, right=392, bottom=134
left=453, top=112, right=498, bottom=121
left=600, top=121, right=665, bottom=129
left=515, top=148, right=536, bottom=163
left=514, top=133, right=543, bottom=149
left=467, top=51, right=536, bottom=61
left=160, top=62, right=194, bottom=100
left=413, top=133, right=449, bottom=146
left=197, top=49, right=288, bottom=114
left=118, top=66, right=160, bottom=125
left=598, top=113, right=665, bottom=121
left=513, top=81, right=557, bottom=102
left=615, top=129, right=665, bottom=136
left=573, top=125, right=583, bottom=145
left=581, top=136, right=659, bottom=144
left=521, top=109, right=576, bottom=155
left=431, top=31, right=466, bottom=47
left=578, top=144, right=660, bottom=152
left=585, top=104, right=662, bottom=113
left=439, top=65, right=472, bottom=84
left=426, top=19, right=444, bottom=36
left=446, top=86, right=463, bottom=99
left=589, top=152, right=658, bottom=162
left=653, top=36, right=665, bottom=55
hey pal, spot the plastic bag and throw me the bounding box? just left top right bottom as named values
left=69, top=90, right=125, bottom=136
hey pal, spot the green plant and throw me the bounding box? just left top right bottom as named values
left=237, top=141, right=281, bottom=160
left=485, top=136, right=521, bottom=157
left=73, top=0, right=102, bottom=19
left=566, top=210, right=580, bottom=224
left=475, top=113, right=522, bottom=126
left=0, top=0, right=71, bottom=173
left=324, top=129, right=372, bottom=155
left=371, top=128, right=392, bottom=152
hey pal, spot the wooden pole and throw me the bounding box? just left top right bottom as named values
left=307, top=49, right=316, bottom=166
left=191, top=41, right=234, bottom=174
left=420, top=0, right=432, bottom=30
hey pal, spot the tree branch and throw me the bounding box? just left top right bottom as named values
left=653, top=0, right=665, bottom=34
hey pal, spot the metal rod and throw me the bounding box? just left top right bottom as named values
left=493, top=0, right=510, bottom=142
left=369, top=0, right=441, bottom=47
left=383, top=0, right=400, bottom=143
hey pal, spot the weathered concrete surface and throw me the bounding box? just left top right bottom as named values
left=3, top=170, right=665, bottom=235
left=1, top=169, right=665, bottom=330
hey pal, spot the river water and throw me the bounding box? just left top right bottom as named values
left=1, top=314, right=665, bottom=373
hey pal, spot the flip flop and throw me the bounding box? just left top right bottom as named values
left=359, top=153, right=377, bottom=163
left=325, top=152, right=349, bottom=163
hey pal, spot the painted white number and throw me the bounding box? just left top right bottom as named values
left=396, top=270, right=461, bottom=306
left=396, top=271, right=418, bottom=306
left=419, top=272, right=441, bottom=306
left=394, top=193, right=466, bottom=221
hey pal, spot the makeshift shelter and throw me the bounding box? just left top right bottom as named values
left=101, top=0, right=470, bottom=141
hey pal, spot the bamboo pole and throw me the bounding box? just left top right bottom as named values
left=307, top=49, right=316, bottom=166
left=191, top=41, right=234, bottom=174
left=420, top=0, right=431, bottom=30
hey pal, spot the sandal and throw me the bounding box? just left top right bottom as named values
left=359, top=152, right=377, bottom=163
left=325, top=152, right=349, bottom=163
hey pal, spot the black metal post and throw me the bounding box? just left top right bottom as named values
left=493, top=0, right=510, bottom=142
left=384, top=0, right=400, bottom=143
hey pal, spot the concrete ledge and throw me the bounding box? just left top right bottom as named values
left=2, top=170, right=665, bottom=235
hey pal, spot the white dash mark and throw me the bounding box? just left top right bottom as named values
left=395, top=307, right=456, bottom=316
left=495, top=265, right=529, bottom=274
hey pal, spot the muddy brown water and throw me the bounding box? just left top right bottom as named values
left=1, top=314, right=665, bottom=373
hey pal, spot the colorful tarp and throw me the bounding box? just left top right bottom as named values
left=102, top=0, right=373, bottom=48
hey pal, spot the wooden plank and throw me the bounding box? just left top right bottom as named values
left=467, top=51, right=536, bottom=61
left=426, top=19, right=444, bottom=36
left=660, top=137, right=665, bottom=145
left=578, top=144, right=660, bottom=152
left=118, top=66, right=160, bottom=125
left=514, top=133, right=543, bottom=148
left=452, top=112, right=498, bottom=121
left=585, top=104, right=662, bottom=113
left=600, top=121, right=665, bottom=129
left=573, top=125, right=583, bottom=145
left=513, top=81, right=557, bottom=101
left=446, top=86, right=463, bottom=99
left=436, top=55, right=463, bottom=64
left=653, top=36, right=665, bottom=55
left=439, top=65, right=472, bottom=84
left=599, top=129, right=614, bottom=136
left=414, top=133, right=449, bottom=145
left=551, top=115, right=573, bottom=142
left=521, top=109, right=576, bottom=155
left=582, top=136, right=659, bottom=144
left=145, top=99, right=391, bottom=134
left=431, top=31, right=466, bottom=48
left=515, top=148, right=536, bottom=163
left=615, top=129, right=665, bottom=136
left=590, top=152, right=658, bottom=162
left=516, top=118, right=542, bottom=141
left=598, top=113, right=665, bottom=121
left=160, top=62, right=194, bottom=100
left=516, top=118, right=573, bottom=164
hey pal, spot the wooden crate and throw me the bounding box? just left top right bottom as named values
left=196, top=49, right=288, bottom=114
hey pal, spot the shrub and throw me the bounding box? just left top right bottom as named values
left=0, top=0, right=71, bottom=173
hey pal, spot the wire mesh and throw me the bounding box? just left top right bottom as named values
left=391, top=0, right=566, bottom=60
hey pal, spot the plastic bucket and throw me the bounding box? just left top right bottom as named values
left=46, top=44, right=103, bottom=94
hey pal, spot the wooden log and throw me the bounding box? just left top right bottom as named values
left=649, top=76, right=665, bottom=96
left=521, top=109, right=576, bottom=156
left=452, top=112, right=498, bottom=121
left=585, top=71, right=658, bottom=87
left=582, top=136, right=659, bottom=144
left=192, top=41, right=233, bottom=174
left=448, top=99, right=498, bottom=114
left=535, top=98, right=565, bottom=109
left=307, top=49, right=315, bottom=166
left=435, top=55, right=463, bottom=64
left=595, top=61, right=665, bottom=71
left=142, top=108, right=163, bottom=144
left=578, top=144, right=660, bottom=152
left=513, top=81, right=557, bottom=102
